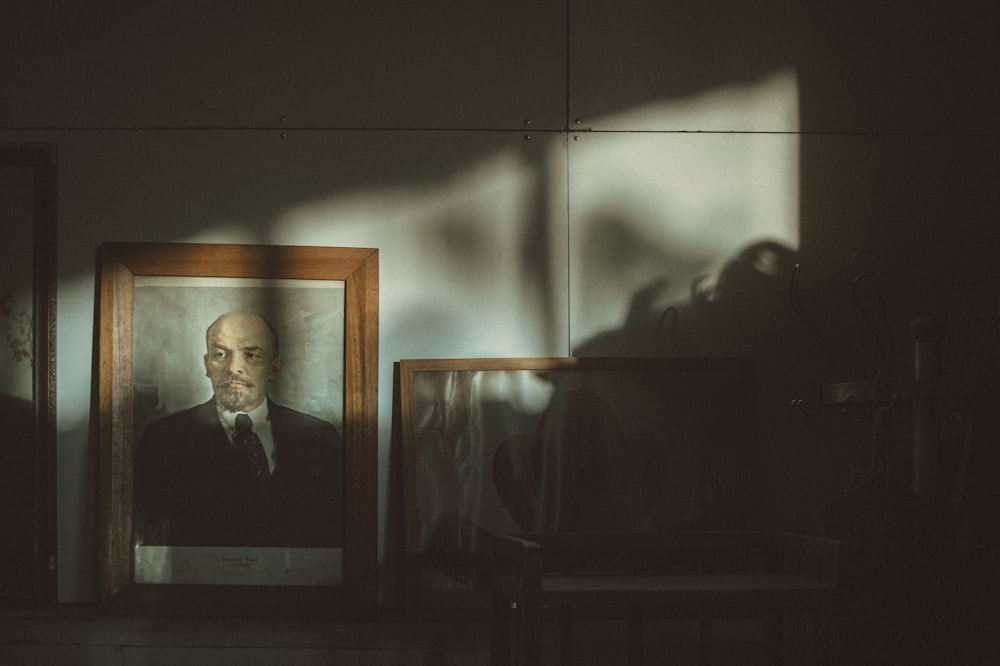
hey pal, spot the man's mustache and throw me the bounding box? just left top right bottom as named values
left=218, top=375, right=254, bottom=388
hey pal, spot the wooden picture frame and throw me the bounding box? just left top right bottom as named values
left=97, top=242, right=378, bottom=616
left=0, top=144, right=57, bottom=612
left=399, top=356, right=757, bottom=613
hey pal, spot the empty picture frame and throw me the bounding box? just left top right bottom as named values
left=399, top=356, right=757, bottom=611
left=97, top=242, right=378, bottom=616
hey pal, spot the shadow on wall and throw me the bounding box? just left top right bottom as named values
left=486, top=248, right=791, bottom=562
left=375, top=71, right=803, bottom=605
left=574, top=239, right=799, bottom=359
left=399, top=242, right=791, bottom=613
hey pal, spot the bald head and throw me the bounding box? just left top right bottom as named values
left=206, top=311, right=279, bottom=357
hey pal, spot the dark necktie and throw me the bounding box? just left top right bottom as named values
left=234, top=413, right=270, bottom=479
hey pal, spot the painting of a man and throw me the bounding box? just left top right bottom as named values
left=134, top=310, right=343, bottom=548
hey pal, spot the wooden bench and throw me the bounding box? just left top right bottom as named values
left=491, top=531, right=842, bottom=665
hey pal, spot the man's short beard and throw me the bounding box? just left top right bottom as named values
left=215, top=383, right=256, bottom=413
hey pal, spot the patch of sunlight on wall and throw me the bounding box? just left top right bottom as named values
left=180, top=227, right=263, bottom=246
left=594, top=69, right=799, bottom=132
left=560, top=68, right=800, bottom=345
left=273, top=148, right=545, bottom=359
left=56, top=277, right=100, bottom=429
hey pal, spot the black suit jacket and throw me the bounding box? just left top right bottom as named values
left=134, top=399, right=343, bottom=547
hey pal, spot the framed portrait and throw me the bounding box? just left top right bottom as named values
left=97, top=242, right=378, bottom=616
left=0, top=144, right=57, bottom=612
left=399, top=356, right=757, bottom=612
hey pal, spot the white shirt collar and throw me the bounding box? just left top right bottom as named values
left=217, top=399, right=270, bottom=431
left=215, top=399, right=277, bottom=474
